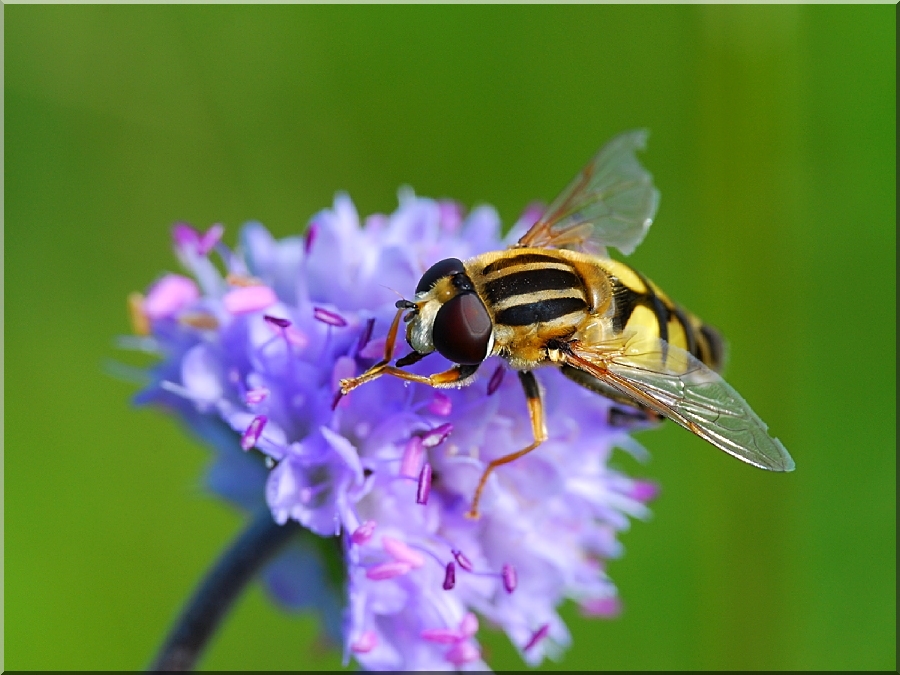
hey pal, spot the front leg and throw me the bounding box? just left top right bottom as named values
left=339, top=303, right=482, bottom=395
left=339, top=305, right=407, bottom=394
left=340, top=362, right=479, bottom=395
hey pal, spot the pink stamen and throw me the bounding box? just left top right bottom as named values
left=350, top=520, right=377, bottom=545
left=366, top=561, right=412, bottom=581
left=460, top=612, right=478, bottom=637
left=314, top=306, right=347, bottom=327
left=244, top=387, right=269, bottom=405
left=144, top=274, right=200, bottom=320
left=580, top=596, right=622, bottom=618
left=445, top=640, right=480, bottom=666
left=197, top=223, right=224, bottom=255
left=359, top=337, right=386, bottom=359
left=416, top=463, right=432, bottom=505
left=421, top=627, right=462, bottom=644
left=442, top=561, right=456, bottom=590
left=223, top=286, right=277, bottom=314
left=501, top=563, right=517, bottom=593
left=487, top=364, right=505, bottom=395
left=399, top=436, right=424, bottom=479
left=350, top=630, right=377, bottom=654
left=523, top=623, right=550, bottom=653
left=382, top=537, right=425, bottom=569
left=283, top=326, right=309, bottom=347
left=420, top=423, right=452, bottom=448
left=264, top=315, right=291, bottom=328
left=428, top=392, right=452, bottom=416
left=630, top=480, right=660, bottom=503
left=452, top=549, right=474, bottom=572
left=240, top=415, right=267, bottom=451
left=264, top=318, right=309, bottom=348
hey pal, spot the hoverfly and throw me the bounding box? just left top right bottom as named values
left=339, top=130, right=795, bottom=519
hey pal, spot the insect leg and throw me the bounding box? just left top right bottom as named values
left=339, top=306, right=408, bottom=394
left=341, top=362, right=478, bottom=394
left=465, top=370, right=547, bottom=520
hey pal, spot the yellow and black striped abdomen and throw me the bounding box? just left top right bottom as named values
left=477, top=251, right=589, bottom=334
left=602, top=259, right=725, bottom=372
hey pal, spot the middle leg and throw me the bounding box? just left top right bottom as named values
left=465, top=370, right=548, bottom=519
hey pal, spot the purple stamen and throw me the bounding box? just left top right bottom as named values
left=523, top=624, right=550, bottom=653
left=197, top=223, right=224, bottom=255
left=172, top=222, right=199, bottom=250
left=416, top=463, right=432, bottom=505
left=442, top=561, right=456, bottom=590
left=366, top=561, right=412, bottom=581
left=331, top=391, right=344, bottom=411
left=357, top=317, right=376, bottom=353
left=304, top=222, right=318, bottom=254
left=399, top=436, right=424, bottom=479
left=240, top=415, right=267, bottom=451
left=452, top=549, right=474, bottom=572
left=501, top=563, right=517, bottom=593
left=427, top=392, right=452, bottom=416
left=314, top=307, right=347, bottom=327
left=630, top=480, right=660, bottom=503
left=420, top=423, right=452, bottom=448
left=487, top=364, right=505, bottom=395
left=264, top=314, right=291, bottom=328
left=244, top=387, right=269, bottom=405
left=350, top=520, right=377, bottom=545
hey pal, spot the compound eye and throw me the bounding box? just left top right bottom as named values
left=416, top=258, right=466, bottom=296
left=433, top=293, right=492, bottom=365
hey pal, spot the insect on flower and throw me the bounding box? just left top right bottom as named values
left=340, top=130, right=795, bottom=519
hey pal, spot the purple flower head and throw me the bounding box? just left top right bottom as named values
left=128, top=192, right=658, bottom=670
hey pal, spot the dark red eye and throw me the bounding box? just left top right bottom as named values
left=416, top=258, right=466, bottom=295
left=433, top=293, right=492, bottom=365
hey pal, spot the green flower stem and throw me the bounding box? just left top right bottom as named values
left=149, top=509, right=301, bottom=671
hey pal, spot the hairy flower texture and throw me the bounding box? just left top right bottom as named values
left=129, top=190, right=659, bottom=670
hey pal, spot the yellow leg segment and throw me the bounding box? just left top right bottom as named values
left=465, top=370, right=547, bottom=520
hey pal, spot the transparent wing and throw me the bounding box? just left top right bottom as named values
left=518, top=129, right=660, bottom=256
left=567, top=336, right=795, bottom=472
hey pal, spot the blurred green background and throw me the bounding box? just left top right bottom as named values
left=5, top=5, right=895, bottom=671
